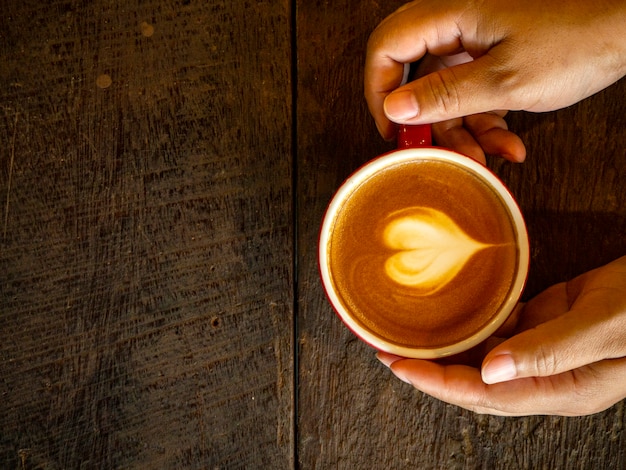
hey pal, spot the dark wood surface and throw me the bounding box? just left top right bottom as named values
left=1, top=1, right=625, bottom=468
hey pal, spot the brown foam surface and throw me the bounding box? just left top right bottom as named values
left=328, top=159, right=518, bottom=349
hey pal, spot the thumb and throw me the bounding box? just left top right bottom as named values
left=384, top=54, right=515, bottom=125
left=480, top=304, right=625, bottom=384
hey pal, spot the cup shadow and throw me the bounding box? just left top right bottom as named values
left=523, top=210, right=626, bottom=300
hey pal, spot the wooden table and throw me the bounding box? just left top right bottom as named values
left=1, top=1, right=625, bottom=468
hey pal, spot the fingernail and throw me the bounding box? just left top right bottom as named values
left=377, top=353, right=413, bottom=384
left=482, top=354, right=517, bottom=384
left=376, top=351, right=402, bottom=368
left=390, top=363, right=412, bottom=384
left=384, top=90, right=419, bottom=120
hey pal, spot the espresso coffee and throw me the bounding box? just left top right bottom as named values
left=324, top=157, right=520, bottom=351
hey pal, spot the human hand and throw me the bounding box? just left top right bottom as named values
left=430, top=111, right=525, bottom=164
left=377, top=256, right=626, bottom=416
left=365, top=0, right=626, bottom=152
left=415, top=54, right=526, bottom=164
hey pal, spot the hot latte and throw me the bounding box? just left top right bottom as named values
left=320, top=151, right=526, bottom=356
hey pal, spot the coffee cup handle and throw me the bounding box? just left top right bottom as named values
left=397, top=124, right=432, bottom=149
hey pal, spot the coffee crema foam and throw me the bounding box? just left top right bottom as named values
left=383, top=207, right=492, bottom=292
left=327, top=159, right=519, bottom=349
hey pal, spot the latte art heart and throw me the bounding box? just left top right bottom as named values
left=383, top=207, right=492, bottom=293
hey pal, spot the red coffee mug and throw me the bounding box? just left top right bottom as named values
left=319, top=124, right=529, bottom=358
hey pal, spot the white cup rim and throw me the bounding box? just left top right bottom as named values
left=318, top=147, right=530, bottom=359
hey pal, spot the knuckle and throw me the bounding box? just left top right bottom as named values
left=532, top=344, right=560, bottom=377
left=486, top=62, right=544, bottom=111
left=366, top=22, right=394, bottom=56
left=424, top=70, right=463, bottom=116
left=366, top=29, right=381, bottom=53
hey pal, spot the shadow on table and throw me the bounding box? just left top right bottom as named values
left=523, top=210, right=626, bottom=299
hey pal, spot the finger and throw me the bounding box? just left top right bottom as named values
left=514, top=282, right=570, bottom=332
left=364, top=2, right=478, bottom=139
left=366, top=3, right=510, bottom=125
left=436, top=303, right=525, bottom=368
left=376, top=351, right=404, bottom=369
left=390, top=357, right=626, bottom=416
left=382, top=53, right=517, bottom=125
left=464, top=113, right=527, bottom=162
left=482, top=282, right=626, bottom=384
left=432, top=112, right=526, bottom=163
left=483, top=260, right=626, bottom=383
left=432, top=118, right=487, bottom=164
left=364, top=56, right=404, bottom=140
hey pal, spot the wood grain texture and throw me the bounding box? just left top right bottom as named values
left=296, top=1, right=626, bottom=469
left=2, top=0, right=626, bottom=468
left=0, top=1, right=293, bottom=468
